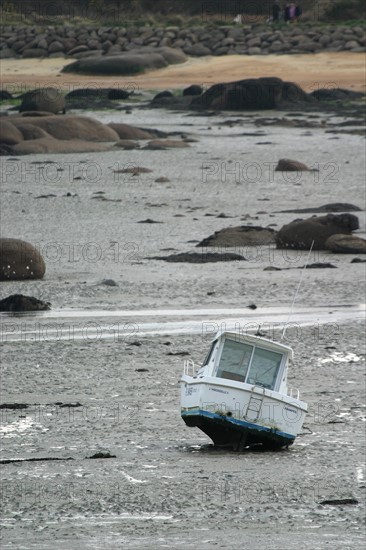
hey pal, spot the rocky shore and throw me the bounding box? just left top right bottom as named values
left=1, top=76, right=364, bottom=155
left=1, top=22, right=365, bottom=59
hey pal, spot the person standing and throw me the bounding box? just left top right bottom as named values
left=285, top=3, right=298, bottom=23
left=295, top=3, right=302, bottom=21
left=284, top=3, right=291, bottom=23
left=289, top=3, right=297, bottom=21
left=272, top=0, right=281, bottom=23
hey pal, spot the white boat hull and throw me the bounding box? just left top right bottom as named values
left=181, top=375, right=307, bottom=449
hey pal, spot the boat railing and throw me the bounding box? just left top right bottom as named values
left=288, top=387, right=300, bottom=400
left=184, top=359, right=196, bottom=377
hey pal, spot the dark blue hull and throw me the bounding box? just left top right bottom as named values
left=182, top=409, right=295, bottom=450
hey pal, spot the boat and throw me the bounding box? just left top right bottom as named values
left=180, top=331, right=308, bottom=450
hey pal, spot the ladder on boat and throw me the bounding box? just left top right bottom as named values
left=244, top=386, right=265, bottom=422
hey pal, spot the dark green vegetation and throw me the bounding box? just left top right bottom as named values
left=1, top=0, right=365, bottom=25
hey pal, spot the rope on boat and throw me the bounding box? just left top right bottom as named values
left=281, top=240, right=315, bottom=341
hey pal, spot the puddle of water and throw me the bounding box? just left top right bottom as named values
left=319, top=352, right=363, bottom=364
left=1, top=304, right=365, bottom=320
left=0, top=416, right=35, bottom=436
left=1, top=305, right=365, bottom=343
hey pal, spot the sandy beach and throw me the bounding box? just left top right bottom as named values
left=1, top=52, right=365, bottom=93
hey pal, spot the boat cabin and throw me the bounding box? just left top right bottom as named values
left=200, top=332, right=293, bottom=394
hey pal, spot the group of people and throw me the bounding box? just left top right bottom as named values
left=272, top=1, right=302, bottom=23
left=233, top=2, right=302, bottom=25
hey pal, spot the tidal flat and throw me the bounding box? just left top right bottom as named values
left=1, top=104, right=365, bottom=549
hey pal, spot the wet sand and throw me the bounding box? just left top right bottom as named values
left=1, top=52, right=365, bottom=93
left=1, top=321, right=365, bottom=549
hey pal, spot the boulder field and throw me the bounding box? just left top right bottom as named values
left=0, top=23, right=364, bottom=60
left=0, top=76, right=332, bottom=154
left=2, top=79, right=364, bottom=119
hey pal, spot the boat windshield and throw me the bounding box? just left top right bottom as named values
left=202, top=339, right=217, bottom=366
left=216, top=338, right=283, bottom=389
left=216, top=339, right=253, bottom=382
left=246, top=347, right=283, bottom=389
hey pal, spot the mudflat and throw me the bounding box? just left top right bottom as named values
left=1, top=52, right=365, bottom=550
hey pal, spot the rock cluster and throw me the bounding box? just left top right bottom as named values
left=197, top=214, right=366, bottom=255
left=197, top=226, right=277, bottom=247
left=191, top=77, right=312, bottom=110
left=0, top=114, right=120, bottom=154
left=275, top=213, right=361, bottom=250
left=62, top=47, right=187, bottom=75
left=0, top=113, right=192, bottom=155
left=150, top=252, right=246, bottom=263
left=325, top=234, right=366, bottom=254
left=0, top=294, right=50, bottom=312
left=275, top=158, right=312, bottom=171
left=0, top=23, right=364, bottom=59
left=19, top=87, right=66, bottom=114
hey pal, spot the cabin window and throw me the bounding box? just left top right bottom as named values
left=216, top=339, right=253, bottom=382
left=202, top=340, right=217, bottom=366
left=246, top=347, right=282, bottom=389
